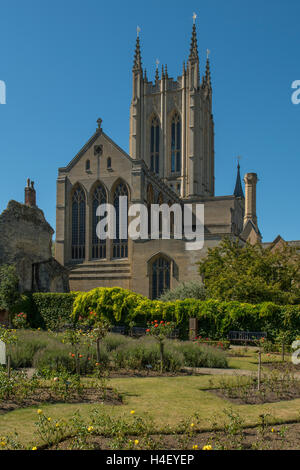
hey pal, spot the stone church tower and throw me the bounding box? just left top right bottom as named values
left=129, top=22, right=214, bottom=198
left=55, top=19, right=263, bottom=298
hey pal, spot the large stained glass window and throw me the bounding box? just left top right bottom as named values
left=92, top=183, right=107, bottom=259
left=113, top=182, right=128, bottom=259
left=71, top=186, right=86, bottom=260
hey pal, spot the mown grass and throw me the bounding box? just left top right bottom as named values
left=1, top=375, right=300, bottom=447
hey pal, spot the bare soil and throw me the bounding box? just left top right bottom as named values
left=208, top=386, right=300, bottom=405
left=0, top=387, right=122, bottom=414
left=55, top=421, right=300, bottom=450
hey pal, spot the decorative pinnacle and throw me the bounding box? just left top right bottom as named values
left=234, top=157, right=244, bottom=198
left=165, top=64, right=168, bottom=79
left=205, top=50, right=211, bottom=87
left=155, top=59, right=160, bottom=82
left=189, top=17, right=199, bottom=63
left=133, top=28, right=142, bottom=72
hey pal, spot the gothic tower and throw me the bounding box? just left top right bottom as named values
left=129, top=19, right=215, bottom=199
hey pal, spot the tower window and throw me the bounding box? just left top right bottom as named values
left=85, top=160, right=90, bottom=171
left=150, top=116, right=160, bottom=174
left=171, top=112, right=181, bottom=173
left=107, top=157, right=112, bottom=169
left=71, top=186, right=86, bottom=260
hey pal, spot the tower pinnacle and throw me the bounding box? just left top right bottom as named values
left=234, top=159, right=244, bottom=198
left=133, top=27, right=142, bottom=72
left=204, top=50, right=211, bottom=87
left=189, top=14, right=199, bottom=63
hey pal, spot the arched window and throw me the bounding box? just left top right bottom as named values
left=147, top=183, right=154, bottom=236
left=107, top=157, right=112, bottom=170
left=92, top=183, right=107, bottom=259
left=171, top=112, right=181, bottom=173
left=71, top=186, right=86, bottom=260
left=113, top=182, right=128, bottom=259
left=157, top=192, right=163, bottom=234
left=150, top=116, right=160, bottom=174
left=151, top=256, right=171, bottom=299
left=85, top=160, right=90, bottom=171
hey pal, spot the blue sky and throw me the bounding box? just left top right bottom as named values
left=0, top=0, right=299, bottom=242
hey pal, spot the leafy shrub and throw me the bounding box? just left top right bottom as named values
left=159, top=281, right=206, bottom=301
left=103, top=333, right=132, bottom=352
left=111, top=337, right=184, bottom=372
left=174, top=342, right=228, bottom=369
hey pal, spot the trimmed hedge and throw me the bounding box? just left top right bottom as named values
left=21, top=293, right=77, bottom=330
left=20, top=287, right=300, bottom=341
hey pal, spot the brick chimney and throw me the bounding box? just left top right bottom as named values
left=243, top=173, right=258, bottom=227
left=25, top=178, right=36, bottom=207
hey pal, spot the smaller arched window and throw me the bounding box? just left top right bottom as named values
left=171, top=112, right=181, bottom=173
left=107, top=157, right=112, bottom=170
left=151, top=256, right=171, bottom=299
left=85, top=160, right=90, bottom=171
left=150, top=116, right=160, bottom=174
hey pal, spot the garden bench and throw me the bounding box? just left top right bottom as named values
left=110, top=326, right=126, bottom=335
left=168, top=328, right=180, bottom=339
left=131, top=326, right=147, bottom=337
left=228, top=331, right=267, bottom=344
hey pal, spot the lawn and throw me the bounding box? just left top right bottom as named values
left=1, top=375, right=300, bottom=447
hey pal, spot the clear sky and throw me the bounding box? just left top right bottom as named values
left=0, top=0, right=299, bottom=242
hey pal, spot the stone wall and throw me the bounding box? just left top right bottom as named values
left=0, top=200, right=69, bottom=293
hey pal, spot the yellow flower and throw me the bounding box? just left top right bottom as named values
left=37, top=409, right=43, bottom=415
left=87, top=426, right=94, bottom=432
left=32, top=447, right=37, bottom=451
left=47, top=417, right=51, bottom=422
left=190, top=423, right=195, bottom=428
left=192, top=444, right=198, bottom=450
left=202, top=445, right=212, bottom=451
left=0, top=441, right=6, bottom=447
left=271, top=428, right=275, bottom=433
left=130, top=410, right=135, bottom=415
left=134, top=440, right=139, bottom=446
left=56, top=423, right=60, bottom=428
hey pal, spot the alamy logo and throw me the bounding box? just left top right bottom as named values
left=291, top=340, right=300, bottom=365
left=291, top=80, right=300, bottom=105
left=96, top=198, right=205, bottom=251
left=0, top=80, right=6, bottom=104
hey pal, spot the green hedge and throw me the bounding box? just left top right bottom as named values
left=21, top=293, right=77, bottom=330
left=72, top=287, right=300, bottom=341
left=19, top=287, right=300, bottom=341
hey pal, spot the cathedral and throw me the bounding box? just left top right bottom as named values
left=55, top=22, right=262, bottom=299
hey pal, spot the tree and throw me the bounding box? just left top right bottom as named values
left=0, top=265, right=21, bottom=327
left=198, top=238, right=300, bottom=304
left=146, top=320, right=176, bottom=373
